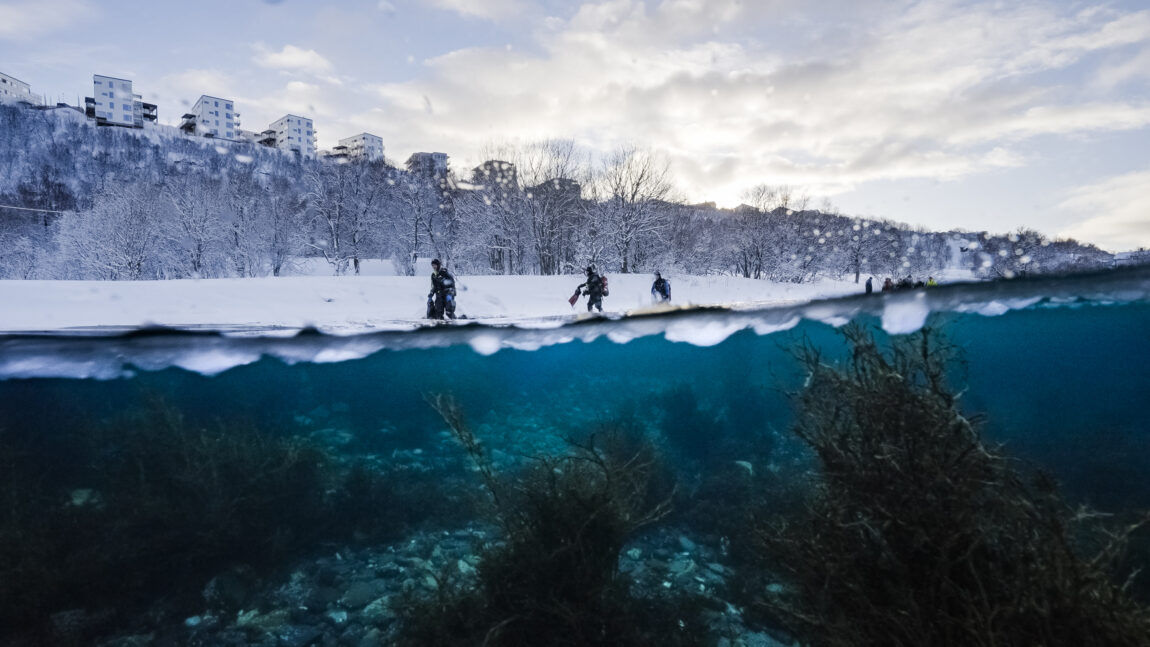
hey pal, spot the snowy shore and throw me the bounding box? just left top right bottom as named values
left=0, top=272, right=866, bottom=334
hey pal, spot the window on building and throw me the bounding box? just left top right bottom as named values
left=214, top=101, right=218, bottom=107
left=225, top=103, right=232, bottom=110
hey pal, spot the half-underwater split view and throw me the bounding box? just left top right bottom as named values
left=2, top=269, right=1150, bottom=646
left=5, top=1, right=1150, bottom=646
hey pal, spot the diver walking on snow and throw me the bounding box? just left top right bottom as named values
left=571, top=265, right=607, bottom=312
left=651, top=271, right=671, bottom=302
left=426, top=259, right=457, bottom=320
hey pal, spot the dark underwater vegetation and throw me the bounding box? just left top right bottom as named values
left=2, top=275, right=1150, bottom=646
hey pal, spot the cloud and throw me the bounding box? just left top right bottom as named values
left=153, top=69, right=241, bottom=123
left=356, top=0, right=1150, bottom=209
left=1094, top=44, right=1150, bottom=91
left=253, top=44, right=334, bottom=76
left=1058, top=170, right=1150, bottom=252
left=426, top=0, right=527, bottom=20
left=240, top=80, right=346, bottom=136
left=0, top=0, right=93, bottom=40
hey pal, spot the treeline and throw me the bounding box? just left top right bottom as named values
left=0, top=105, right=1113, bottom=281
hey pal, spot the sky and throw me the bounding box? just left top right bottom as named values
left=1, top=0, right=1148, bottom=251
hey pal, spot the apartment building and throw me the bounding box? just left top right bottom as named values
left=472, top=160, right=518, bottom=190
left=320, top=146, right=349, bottom=162
left=406, top=152, right=448, bottom=177
left=179, top=95, right=240, bottom=140
left=85, top=75, right=157, bottom=127
left=337, top=132, right=384, bottom=163
left=0, top=72, right=39, bottom=105
left=269, top=114, right=316, bottom=159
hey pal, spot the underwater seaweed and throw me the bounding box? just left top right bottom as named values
left=745, top=323, right=1150, bottom=646
left=395, top=394, right=707, bottom=646
left=0, top=397, right=446, bottom=645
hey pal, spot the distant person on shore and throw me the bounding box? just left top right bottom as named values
left=927, top=276, right=938, bottom=287
left=914, top=278, right=925, bottom=289
left=651, top=271, right=671, bottom=302
left=882, top=277, right=894, bottom=293
left=897, top=276, right=913, bottom=290
left=576, top=265, right=606, bottom=313
left=865, top=276, right=873, bottom=295
left=427, top=258, right=457, bottom=320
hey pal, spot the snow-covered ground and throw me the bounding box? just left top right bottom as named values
left=0, top=266, right=870, bottom=334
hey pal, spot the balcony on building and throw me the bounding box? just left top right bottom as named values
left=141, top=102, right=158, bottom=123
left=179, top=113, right=197, bottom=134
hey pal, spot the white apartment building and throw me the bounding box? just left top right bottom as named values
left=338, top=132, right=384, bottom=163
left=87, top=75, right=157, bottom=127
left=270, top=114, right=316, bottom=160
left=0, top=72, right=39, bottom=105
left=180, top=95, right=240, bottom=140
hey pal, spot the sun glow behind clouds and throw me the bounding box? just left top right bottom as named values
left=1059, top=169, right=1150, bottom=251
left=351, top=2, right=1150, bottom=216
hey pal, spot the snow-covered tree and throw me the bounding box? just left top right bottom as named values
left=54, top=181, right=165, bottom=280
left=161, top=169, right=227, bottom=278
left=457, top=159, right=530, bottom=274
left=264, top=175, right=308, bottom=277
left=383, top=166, right=442, bottom=276
left=591, top=146, right=676, bottom=273
left=306, top=162, right=387, bottom=275
left=516, top=140, right=587, bottom=275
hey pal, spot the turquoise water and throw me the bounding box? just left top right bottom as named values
left=2, top=267, right=1149, bottom=645
left=5, top=298, right=1148, bottom=505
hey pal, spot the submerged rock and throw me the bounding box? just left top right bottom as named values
left=669, top=556, right=697, bottom=576
left=203, top=567, right=257, bottom=612
left=276, top=623, right=324, bottom=647
left=310, top=428, right=355, bottom=447
left=457, top=558, right=477, bottom=576
left=325, top=609, right=349, bottom=626
left=357, top=627, right=384, bottom=647
left=360, top=596, right=393, bottom=624
left=67, top=488, right=103, bottom=507
left=340, top=580, right=385, bottom=609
